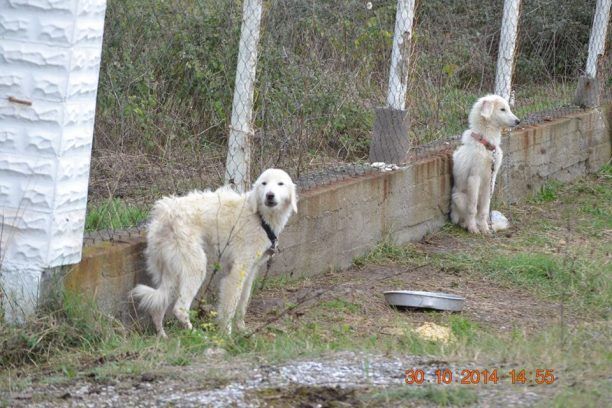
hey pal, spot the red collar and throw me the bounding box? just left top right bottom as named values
left=471, top=132, right=496, bottom=151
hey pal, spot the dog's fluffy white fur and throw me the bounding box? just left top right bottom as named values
left=451, top=94, right=520, bottom=234
left=131, top=169, right=297, bottom=337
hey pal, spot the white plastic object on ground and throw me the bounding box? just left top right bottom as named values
left=491, top=210, right=510, bottom=232
left=371, top=162, right=399, bottom=172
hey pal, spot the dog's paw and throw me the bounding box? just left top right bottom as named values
left=217, top=320, right=233, bottom=336
left=467, top=224, right=480, bottom=234
left=235, top=320, right=247, bottom=333
left=177, top=319, right=193, bottom=331
left=478, top=224, right=491, bottom=235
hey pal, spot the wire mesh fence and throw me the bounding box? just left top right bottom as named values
left=85, top=0, right=610, bottom=243
left=512, top=0, right=595, bottom=118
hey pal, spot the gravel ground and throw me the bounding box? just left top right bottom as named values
left=5, top=351, right=557, bottom=407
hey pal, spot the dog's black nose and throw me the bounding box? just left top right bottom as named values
left=515, top=119, right=521, bottom=125
left=266, top=192, right=275, bottom=200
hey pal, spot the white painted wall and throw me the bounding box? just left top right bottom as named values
left=0, top=0, right=107, bottom=321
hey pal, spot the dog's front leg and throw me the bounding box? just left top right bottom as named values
left=465, top=175, right=480, bottom=233
left=490, top=149, right=503, bottom=197
left=235, top=263, right=260, bottom=333
left=217, top=261, right=249, bottom=335
left=481, top=149, right=503, bottom=233
left=477, top=180, right=492, bottom=234
left=476, top=165, right=493, bottom=234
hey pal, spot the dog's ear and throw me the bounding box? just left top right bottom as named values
left=246, top=189, right=258, bottom=212
left=480, top=99, right=493, bottom=119
left=290, top=183, right=298, bottom=213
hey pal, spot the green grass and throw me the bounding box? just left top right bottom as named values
left=253, top=272, right=310, bottom=293
left=0, top=292, right=126, bottom=369
left=482, top=253, right=610, bottom=313
left=543, top=384, right=612, bottom=408
left=530, top=180, right=563, bottom=203
left=85, top=198, right=147, bottom=231
left=448, top=316, right=479, bottom=344
left=1, top=173, right=610, bottom=406
left=320, top=299, right=360, bottom=313
left=364, top=385, right=478, bottom=406
left=353, top=240, right=422, bottom=267
left=227, top=322, right=448, bottom=362
left=0, top=292, right=226, bottom=382
left=513, top=81, right=577, bottom=118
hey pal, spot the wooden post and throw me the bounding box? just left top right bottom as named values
left=369, top=0, right=415, bottom=164
left=574, top=0, right=611, bottom=107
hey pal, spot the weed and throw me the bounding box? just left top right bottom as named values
left=168, top=356, right=191, bottom=366
left=253, top=273, right=309, bottom=294
left=353, top=240, right=423, bottom=267
left=483, top=253, right=610, bottom=314
left=486, top=253, right=558, bottom=285
left=530, top=180, right=563, bottom=203
left=543, top=384, right=611, bottom=408
left=85, top=198, right=147, bottom=231
left=597, top=162, right=612, bottom=177
left=448, top=316, right=479, bottom=344
left=320, top=299, right=360, bottom=313
left=0, top=292, right=126, bottom=368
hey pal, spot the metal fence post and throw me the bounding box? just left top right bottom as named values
left=225, top=0, right=263, bottom=192
left=574, top=0, right=611, bottom=108
left=369, top=0, right=416, bottom=164
left=386, top=0, right=416, bottom=111
left=494, top=0, right=521, bottom=102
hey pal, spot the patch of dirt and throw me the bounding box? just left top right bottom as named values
left=249, top=233, right=563, bottom=335
left=253, top=385, right=363, bottom=408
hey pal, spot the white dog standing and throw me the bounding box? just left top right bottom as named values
left=451, top=95, right=520, bottom=234
left=131, top=169, right=297, bottom=337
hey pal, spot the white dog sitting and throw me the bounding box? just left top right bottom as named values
left=131, top=169, right=297, bottom=337
left=451, top=94, right=520, bottom=234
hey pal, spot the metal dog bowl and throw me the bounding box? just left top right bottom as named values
left=384, top=290, right=465, bottom=312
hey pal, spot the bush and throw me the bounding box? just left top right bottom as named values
left=0, top=293, right=126, bottom=368
left=92, top=0, right=598, bottom=201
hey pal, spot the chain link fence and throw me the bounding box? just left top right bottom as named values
left=85, top=0, right=610, bottom=243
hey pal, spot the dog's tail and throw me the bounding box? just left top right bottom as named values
left=130, top=284, right=169, bottom=314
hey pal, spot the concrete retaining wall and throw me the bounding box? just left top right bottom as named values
left=57, top=106, right=611, bottom=319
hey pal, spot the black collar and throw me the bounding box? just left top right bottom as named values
left=259, top=213, right=278, bottom=253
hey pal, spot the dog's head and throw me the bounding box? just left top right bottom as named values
left=469, top=94, right=520, bottom=130
left=250, top=168, right=298, bottom=215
